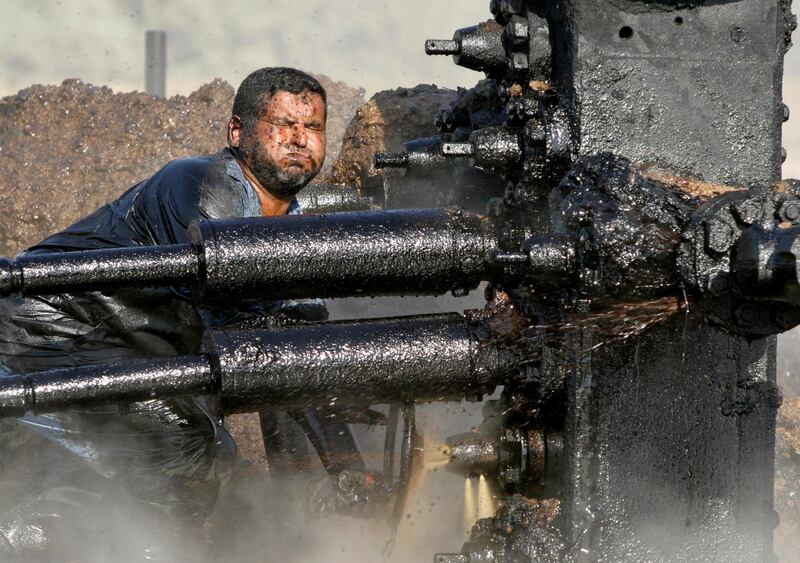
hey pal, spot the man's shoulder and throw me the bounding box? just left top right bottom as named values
left=141, top=148, right=250, bottom=220
left=156, top=151, right=228, bottom=183
left=144, top=149, right=243, bottom=200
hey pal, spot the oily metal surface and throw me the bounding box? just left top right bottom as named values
left=0, top=356, right=214, bottom=417
left=0, top=314, right=519, bottom=419
left=529, top=0, right=789, bottom=560
left=205, top=314, right=518, bottom=414
left=0, top=244, right=197, bottom=296
left=191, top=208, right=497, bottom=300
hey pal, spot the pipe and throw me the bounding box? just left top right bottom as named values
left=0, top=244, right=198, bottom=296
left=0, top=355, right=214, bottom=417
left=0, top=208, right=497, bottom=301
left=190, top=208, right=496, bottom=300
left=145, top=30, right=166, bottom=98
left=297, top=183, right=377, bottom=213
left=0, top=314, right=519, bottom=418
left=207, top=314, right=516, bottom=414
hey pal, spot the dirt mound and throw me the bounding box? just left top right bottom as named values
left=0, top=75, right=364, bottom=256
left=331, top=84, right=456, bottom=191
left=776, top=398, right=800, bottom=562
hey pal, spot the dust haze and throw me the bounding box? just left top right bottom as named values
left=2, top=1, right=800, bottom=562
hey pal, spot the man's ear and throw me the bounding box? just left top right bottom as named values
left=227, top=115, right=242, bottom=148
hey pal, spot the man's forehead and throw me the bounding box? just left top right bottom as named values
left=263, top=90, right=325, bottom=118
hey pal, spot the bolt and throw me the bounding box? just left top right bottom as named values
left=735, top=303, right=759, bottom=327
left=425, top=39, right=460, bottom=56
left=707, top=273, right=729, bottom=296
left=373, top=152, right=409, bottom=169
left=705, top=220, right=735, bottom=254
left=509, top=51, right=529, bottom=72
left=499, top=0, right=515, bottom=18
left=782, top=147, right=788, bottom=163
left=524, top=118, right=547, bottom=145
left=505, top=15, right=529, bottom=43
left=783, top=103, right=791, bottom=122
left=776, top=307, right=800, bottom=331
left=780, top=201, right=800, bottom=222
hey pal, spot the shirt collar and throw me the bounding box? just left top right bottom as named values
left=222, top=147, right=302, bottom=216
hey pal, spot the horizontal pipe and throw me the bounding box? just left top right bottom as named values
left=0, top=315, right=519, bottom=418
left=191, top=208, right=497, bottom=300
left=0, top=208, right=497, bottom=301
left=0, top=244, right=198, bottom=296
left=296, top=183, right=376, bottom=213
left=0, top=355, right=214, bottom=417
left=206, top=313, right=517, bottom=414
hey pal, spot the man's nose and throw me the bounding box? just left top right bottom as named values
left=290, top=124, right=308, bottom=147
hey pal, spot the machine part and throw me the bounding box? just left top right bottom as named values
left=296, top=183, right=377, bottom=213
left=375, top=91, right=573, bottom=196
left=444, top=126, right=524, bottom=174
left=550, top=152, right=694, bottom=302
left=425, top=20, right=507, bottom=76
left=422, top=0, right=792, bottom=560
left=445, top=427, right=556, bottom=493
left=384, top=403, right=422, bottom=541
left=190, top=209, right=496, bottom=301
left=679, top=181, right=800, bottom=335
left=435, top=495, right=564, bottom=562
left=0, top=314, right=520, bottom=418
left=374, top=137, right=449, bottom=173
left=0, top=244, right=199, bottom=297
left=308, top=468, right=390, bottom=517
left=0, top=208, right=498, bottom=301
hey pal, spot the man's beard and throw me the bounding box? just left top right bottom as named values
left=239, top=136, right=320, bottom=198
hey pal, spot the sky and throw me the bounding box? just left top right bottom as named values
left=0, top=0, right=489, bottom=97
left=3, top=0, right=800, bottom=173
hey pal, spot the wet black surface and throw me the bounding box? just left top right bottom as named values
left=191, top=208, right=497, bottom=301
left=0, top=314, right=519, bottom=420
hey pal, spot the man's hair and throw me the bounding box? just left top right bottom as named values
left=232, top=67, right=327, bottom=131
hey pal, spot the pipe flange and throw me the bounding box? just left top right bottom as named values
left=678, top=185, right=800, bottom=335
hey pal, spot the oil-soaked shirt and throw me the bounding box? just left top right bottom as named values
left=0, top=147, right=318, bottom=374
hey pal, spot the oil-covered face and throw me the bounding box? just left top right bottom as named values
left=238, top=90, right=326, bottom=198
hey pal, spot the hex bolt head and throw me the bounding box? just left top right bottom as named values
left=705, top=220, right=735, bottom=254
left=524, top=119, right=547, bottom=146
left=509, top=51, right=529, bottom=71
left=735, top=303, right=759, bottom=326
left=707, top=273, right=730, bottom=296
left=776, top=308, right=800, bottom=331
left=780, top=202, right=800, bottom=222
left=505, top=15, right=529, bottom=42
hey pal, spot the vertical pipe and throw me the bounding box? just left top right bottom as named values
left=145, top=30, right=166, bottom=98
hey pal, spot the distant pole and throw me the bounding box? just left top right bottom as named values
left=145, top=30, right=166, bottom=98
